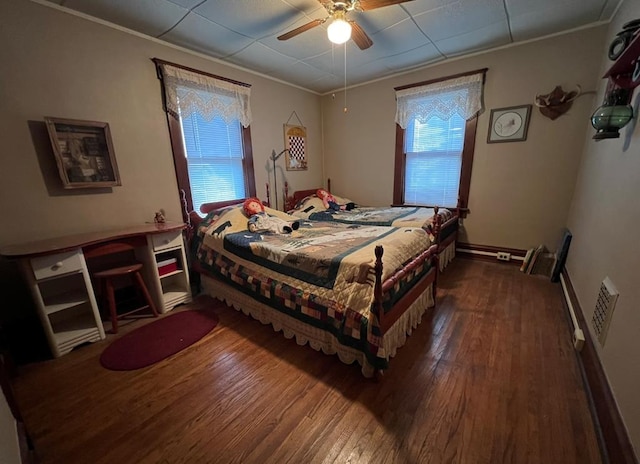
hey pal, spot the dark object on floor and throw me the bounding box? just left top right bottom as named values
left=551, top=228, right=572, bottom=283
left=100, top=307, right=219, bottom=370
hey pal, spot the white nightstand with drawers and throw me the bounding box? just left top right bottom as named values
left=1, top=222, right=191, bottom=358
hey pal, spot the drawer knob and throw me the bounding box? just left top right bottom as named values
left=52, top=262, right=63, bottom=270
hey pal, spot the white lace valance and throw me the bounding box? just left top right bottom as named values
left=395, top=72, right=484, bottom=129
left=159, top=64, right=252, bottom=127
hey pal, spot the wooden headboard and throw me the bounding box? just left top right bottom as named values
left=283, top=179, right=331, bottom=212
left=184, top=183, right=274, bottom=244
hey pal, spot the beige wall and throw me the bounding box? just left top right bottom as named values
left=0, top=0, right=321, bottom=247
left=322, top=26, right=607, bottom=250
left=567, top=0, right=640, bottom=454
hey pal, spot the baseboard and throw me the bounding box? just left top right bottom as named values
left=456, top=242, right=526, bottom=266
left=561, top=270, right=638, bottom=464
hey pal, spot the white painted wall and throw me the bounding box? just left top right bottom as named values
left=566, top=0, right=640, bottom=454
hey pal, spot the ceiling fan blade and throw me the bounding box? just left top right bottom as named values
left=350, top=21, right=373, bottom=50
left=358, top=0, right=413, bottom=11
left=277, top=18, right=325, bottom=41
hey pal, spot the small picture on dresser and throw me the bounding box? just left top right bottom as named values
left=45, top=117, right=121, bottom=189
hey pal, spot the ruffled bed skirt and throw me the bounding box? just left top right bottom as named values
left=439, top=240, right=456, bottom=272
left=201, top=276, right=434, bottom=377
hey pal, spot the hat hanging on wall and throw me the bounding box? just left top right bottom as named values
left=534, top=85, right=582, bottom=120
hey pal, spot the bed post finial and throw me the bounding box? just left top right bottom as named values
left=266, top=183, right=271, bottom=207
left=374, top=245, right=384, bottom=327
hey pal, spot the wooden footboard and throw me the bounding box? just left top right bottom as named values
left=431, top=206, right=458, bottom=253
left=374, top=244, right=438, bottom=333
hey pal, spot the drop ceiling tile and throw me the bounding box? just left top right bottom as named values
left=193, top=0, right=319, bottom=39
left=283, top=0, right=324, bottom=10
left=412, top=0, right=506, bottom=42
left=259, top=13, right=332, bottom=60
left=382, top=42, right=443, bottom=70
left=343, top=62, right=395, bottom=86
left=270, top=61, right=334, bottom=88
left=62, top=0, right=188, bottom=37
left=166, top=0, right=203, bottom=8
left=349, top=5, right=411, bottom=35
left=435, top=20, right=511, bottom=56
left=369, top=18, right=431, bottom=56
left=161, top=13, right=254, bottom=57
left=307, top=74, right=343, bottom=93
left=303, top=45, right=381, bottom=76
left=227, top=43, right=298, bottom=75
left=402, top=0, right=463, bottom=16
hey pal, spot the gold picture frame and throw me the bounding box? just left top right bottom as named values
left=45, top=117, right=121, bottom=189
left=283, top=124, right=308, bottom=171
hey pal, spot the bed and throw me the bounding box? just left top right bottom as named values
left=188, top=200, right=438, bottom=378
left=282, top=182, right=459, bottom=271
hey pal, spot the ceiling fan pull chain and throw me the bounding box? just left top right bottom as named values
left=344, top=43, right=348, bottom=113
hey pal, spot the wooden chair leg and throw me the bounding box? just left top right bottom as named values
left=133, top=271, right=159, bottom=317
left=104, top=278, right=118, bottom=334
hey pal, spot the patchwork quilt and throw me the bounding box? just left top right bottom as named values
left=288, top=195, right=453, bottom=239
left=192, top=204, right=435, bottom=369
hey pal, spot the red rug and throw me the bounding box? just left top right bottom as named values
left=100, top=308, right=219, bottom=371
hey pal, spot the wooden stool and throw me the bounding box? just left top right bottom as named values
left=84, top=238, right=158, bottom=333
left=93, top=263, right=159, bottom=334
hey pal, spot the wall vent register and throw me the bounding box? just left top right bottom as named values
left=591, top=276, right=619, bottom=346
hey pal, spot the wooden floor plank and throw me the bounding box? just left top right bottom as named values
left=10, top=259, right=602, bottom=463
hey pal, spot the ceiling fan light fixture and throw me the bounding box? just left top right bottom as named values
left=327, top=15, right=352, bottom=44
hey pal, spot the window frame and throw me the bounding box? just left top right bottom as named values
left=392, top=68, right=486, bottom=216
left=153, top=59, right=256, bottom=218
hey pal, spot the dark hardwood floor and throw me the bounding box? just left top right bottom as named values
left=11, top=259, right=602, bottom=463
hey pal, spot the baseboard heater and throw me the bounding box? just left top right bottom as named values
left=560, top=273, right=585, bottom=351
left=455, top=247, right=524, bottom=261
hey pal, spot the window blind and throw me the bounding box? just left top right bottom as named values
left=403, top=111, right=465, bottom=207
left=180, top=112, right=245, bottom=212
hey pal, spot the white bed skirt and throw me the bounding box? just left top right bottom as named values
left=201, top=276, right=434, bottom=377
left=439, top=240, right=456, bottom=271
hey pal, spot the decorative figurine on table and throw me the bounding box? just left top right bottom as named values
left=243, top=197, right=299, bottom=234
left=316, top=189, right=356, bottom=212
left=154, top=209, right=166, bottom=224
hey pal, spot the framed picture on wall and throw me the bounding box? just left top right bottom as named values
left=283, top=124, right=308, bottom=171
left=45, top=117, right=121, bottom=189
left=487, top=104, right=532, bottom=143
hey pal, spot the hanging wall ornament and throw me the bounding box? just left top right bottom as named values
left=284, top=111, right=308, bottom=171
left=534, top=85, right=582, bottom=120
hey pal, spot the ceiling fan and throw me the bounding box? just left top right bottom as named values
left=277, top=0, right=413, bottom=50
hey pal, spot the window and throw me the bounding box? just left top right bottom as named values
left=393, top=69, right=486, bottom=213
left=181, top=112, right=246, bottom=211
left=153, top=59, right=256, bottom=216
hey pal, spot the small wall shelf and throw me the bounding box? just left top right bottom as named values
left=604, top=31, right=640, bottom=91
